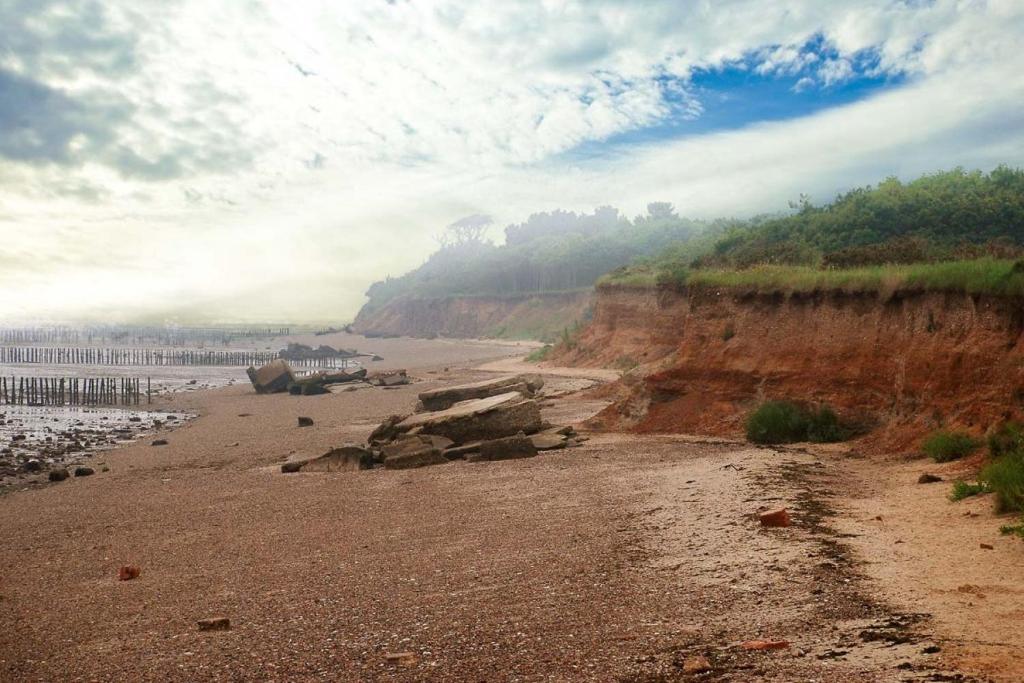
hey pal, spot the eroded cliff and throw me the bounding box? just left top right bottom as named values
left=557, top=283, right=1024, bottom=449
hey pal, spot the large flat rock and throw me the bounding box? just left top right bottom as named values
left=395, top=392, right=543, bottom=444
left=418, top=374, right=544, bottom=411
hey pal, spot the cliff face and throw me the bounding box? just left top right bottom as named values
left=560, top=284, right=1024, bottom=449
left=351, top=290, right=592, bottom=341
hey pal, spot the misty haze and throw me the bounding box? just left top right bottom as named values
left=2, top=2, right=1024, bottom=681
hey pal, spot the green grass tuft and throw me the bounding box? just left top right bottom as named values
left=921, top=430, right=981, bottom=462
left=949, top=480, right=990, bottom=502
left=525, top=345, right=552, bottom=363
left=999, top=521, right=1024, bottom=539
left=980, top=452, right=1024, bottom=513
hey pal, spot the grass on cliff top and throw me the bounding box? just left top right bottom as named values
left=599, top=258, right=1024, bottom=296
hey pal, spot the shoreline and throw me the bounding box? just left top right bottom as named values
left=0, top=340, right=1020, bottom=680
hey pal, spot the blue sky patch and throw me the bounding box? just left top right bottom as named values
left=565, top=37, right=908, bottom=161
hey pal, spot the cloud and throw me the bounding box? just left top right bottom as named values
left=0, top=68, right=128, bottom=163
left=0, top=0, right=1022, bottom=323
left=0, top=0, right=139, bottom=79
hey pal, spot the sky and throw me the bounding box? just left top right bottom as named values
left=1, top=0, right=1023, bottom=324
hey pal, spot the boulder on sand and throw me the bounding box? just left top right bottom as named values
left=281, top=445, right=374, bottom=473
left=391, top=392, right=543, bottom=444
left=418, top=374, right=545, bottom=412
left=247, top=359, right=295, bottom=394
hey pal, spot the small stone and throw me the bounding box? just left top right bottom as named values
left=128, top=416, right=142, bottom=422
left=197, top=617, right=231, bottom=631
left=918, top=473, right=942, bottom=484
left=384, top=652, right=417, bottom=666
left=118, top=565, right=140, bottom=581
left=758, top=508, right=790, bottom=528
left=48, top=468, right=69, bottom=482
left=980, top=543, right=994, bottom=550
left=23, top=459, right=42, bottom=472
left=682, top=654, right=712, bottom=673
left=73, top=466, right=94, bottom=477
left=151, top=439, right=168, bottom=446
left=297, top=416, right=314, bottom=427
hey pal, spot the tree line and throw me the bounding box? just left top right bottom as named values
left=362, top=166, right=1024, bottom=310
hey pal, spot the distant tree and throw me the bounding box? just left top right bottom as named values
left=438, top=214, right=493, bottom=248
left=645, top=201, right=678, bottom=220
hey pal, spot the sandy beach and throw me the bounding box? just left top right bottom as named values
left=0, top=338, right=1021, bottom=681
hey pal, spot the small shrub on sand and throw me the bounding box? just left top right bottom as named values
left=921, top=430, right=981, bottom=462
left=526, top=345, right=552, bottom=363
left=949, top=480, right=989, bottom=502
left=805, top=405, right=847, bottom=443
left=980, top=452, right=1024, bottom=513
left=746, top=401, right=848, bottom=445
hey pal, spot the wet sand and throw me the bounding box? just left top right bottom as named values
left=0, top=341, right=1018, bottom=681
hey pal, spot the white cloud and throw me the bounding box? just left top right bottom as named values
left=0, top=0, right=1022, bottom=322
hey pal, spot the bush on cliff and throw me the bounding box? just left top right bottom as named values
left=922, top=430, right=981, bottom=462
left=525, top=345, right=552, bottom=362
left=745, top=401, right=847, bottom=444
left=988, top=421, right=1024, bottom=458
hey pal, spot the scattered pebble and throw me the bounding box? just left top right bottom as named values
left=118, top=565, right=140, bottom=581
left=197, top=617, right=231, bottom=631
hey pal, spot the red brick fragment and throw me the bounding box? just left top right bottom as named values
left=758, top=508, right=790, bottom=528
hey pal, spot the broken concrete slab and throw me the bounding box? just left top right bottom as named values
left=247, top=359, right=295, bottom=394
left=281, top=445, right=374, bottom=473
left=468, top=433, right=537, bottom=462
left=369, top=414, right=409, bottom=445
left=384, top=448, right=449, bottom=470
left=443, top=441, right=482, bottom=459
left=392, top=392, right=543, bottom=444
left=418, top=374, right=545, bottom=411
left=382, top=434, right=454, bottom=460
left=369, top=370, right=410, bottom=387
left=291, top=368, right=369, bottom=396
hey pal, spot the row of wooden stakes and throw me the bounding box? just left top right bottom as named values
left=0, top=376, right=150, bottom=406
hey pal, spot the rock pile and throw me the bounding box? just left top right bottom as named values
left=281, top=374, right=582, bottom=473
